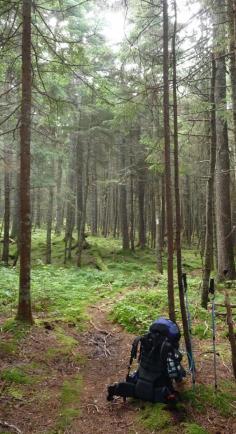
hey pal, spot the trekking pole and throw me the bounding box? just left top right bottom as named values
left=209, top=278, right=217, bottom=391
left=182, top=273, right=196, bottom=388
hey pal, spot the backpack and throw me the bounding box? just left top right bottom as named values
left=107, top=318, right=185, bottom=404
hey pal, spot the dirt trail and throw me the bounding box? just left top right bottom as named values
left=69, top=305, right=147, bottom=434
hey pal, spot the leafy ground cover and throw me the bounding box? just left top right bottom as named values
left=0, top=232, right=236, bottom=433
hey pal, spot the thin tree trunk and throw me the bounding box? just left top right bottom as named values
left=202, top=56, right=217, bottom=308
left=35, top=187, right=41, bottom=229
left=137, top=160, right=146, bottom=249
left=16, top=0, right=33, bottom=324
left=119, top=139, right=129, bottom=250
left=2, top=147, right=11, bottom=266
left=46, top=183, right=54, bottom=264
left=77, top=146, right=90, bottom=267
left=55, top=157, right=63, bottom=235
left=163, top=0, right=175, bottom=321
left=76, top=138, right=83, bottom=242
left=130, top=141, right=135, bottom=251
left=172, top=1, right=192, bottom=359
left=11, top=174, right=19, bottom=239
left=156, top=177, right=163, bottom=274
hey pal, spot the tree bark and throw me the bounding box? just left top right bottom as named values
left=163, top=0, right=175, bottom=321
left=137, top=150, right=146, bottom=248
left=46, top=182, right=54, bottom=264
left=228, top=0, right=236, bottom=227
left=119, top=138, right=129, bottom=250
left=214, top=0, right=236, bottom=280
left=55, top=157, right=63, bottom=235
left=2, top=146, right=11, bottom=266
left=77, top=145, right=90, bottom=267
left=225, top=292, right=236, bottom=379
left=172, top=1, right=192, bottom=360
left=202, top=56, right=217, bottom=308
left=16, top=0, right=33, bottom=324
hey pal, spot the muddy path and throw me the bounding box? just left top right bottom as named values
left=68, top=305, right=147, bottom=434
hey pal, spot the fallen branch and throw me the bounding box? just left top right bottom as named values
left=0, top=420, right=22, bottom=434
left=89, top=320, right=113, bottom=336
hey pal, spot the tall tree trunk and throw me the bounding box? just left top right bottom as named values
left=76, top=137, right=83, bottom=242
left=16, top=0, right=33, bottom=324
left=35, top=187, right=41, bottom=229
left=77, top=146, right=90, bottom=267
left=91, top=146, right=98, bottom=236
left=137, top=161, right=146, bottom=249
left=11, top=173, right=19, bottom=239
left=156, top=177, right=163, bottom=274
left=46, top=183, right=54, bottom=264
left=55, top=157, right=63, bottom=235
left=64, top=142, right=76, bottom=262
left=163, top=0, right=175, bottom=321
left=119, top=139, right=129, bottom=250
left=184, top=175, right=192, bottom=247
left=214, top=0, right=236, bottom=280
left=129, top=139, right=135, bottom=251
left=172, top=1, right=192, bottom=361
left=202, top=56, right=217, bottom=308
left=2, top=146, right=11, bottom=266
left=228, top=0, right=236, bottom=227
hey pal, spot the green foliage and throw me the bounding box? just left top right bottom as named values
left=183, top=422, right=209, bottom=434
left=1, top=368, right=32, bottom=385
left=192, top=323, right=211, bottom=340
left=2, top=319, right=31, bottom=339
left=111, top=286, right=169, bottom=333
left=183, top=384, right=235, bottom=417
left=58, top=375, right=82, bottom=429
left=139, top=403, right=172, bottom=430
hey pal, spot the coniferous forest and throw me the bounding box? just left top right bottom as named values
left=0, top=0, right=236, bottom=433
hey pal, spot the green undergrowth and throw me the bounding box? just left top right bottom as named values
left=183, top=383, right=236, bottom=417
left=182, top=422, right=209, bottom=434
left=138, top=403, right=173, bottom=431
left=0, top=234, right=160, bottom=324
left=57, top=375, right=82, bottom=431
left=1, top=367, right=32, bottom=384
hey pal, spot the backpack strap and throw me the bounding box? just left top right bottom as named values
left=126, top=336, right=141, bottom=380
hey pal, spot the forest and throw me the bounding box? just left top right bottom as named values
left=0, top=0, right=236, bottom=433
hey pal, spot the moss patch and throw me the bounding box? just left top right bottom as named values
left=139, top=403, right=173, bottom=431
left=57, top=375, right=82, bottom=430
left=183, top=384, right=236, bottom=417
left=1, top=367, right=32, bottom=384
left=183, top=422, right=209, bottom=434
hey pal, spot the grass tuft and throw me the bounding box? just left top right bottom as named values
left=139, top=403, right=172, bottom=430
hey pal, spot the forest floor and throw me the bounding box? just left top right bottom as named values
left=0, top=234, right=236, bottom=434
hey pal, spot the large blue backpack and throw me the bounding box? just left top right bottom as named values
left=107, top=318, right=184, bottom=404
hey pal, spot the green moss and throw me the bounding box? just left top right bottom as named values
left=1, top=367, right=32, bottom=384
left=60, top=407, right=79, bottom=426
left=0, top=340, right=17, bottom=355
left=192, top=323, right=211, bottom=340
left=55, top=329, right=78, bottom=348
left=139, top=403, right=172, bottom=430
left=2, top=319, right=31, bottom=339
left=183, top=384, right=235, bottom=417
left=7, top=385, right=24, bottom=399
left=61, top=376, right=82, bottom=406
left=56, top=375, right=82, bottom=429
left=183, top=422, right=209, bottom=434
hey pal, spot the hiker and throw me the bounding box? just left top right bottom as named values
left=107, top=317, right=186, bottom=404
